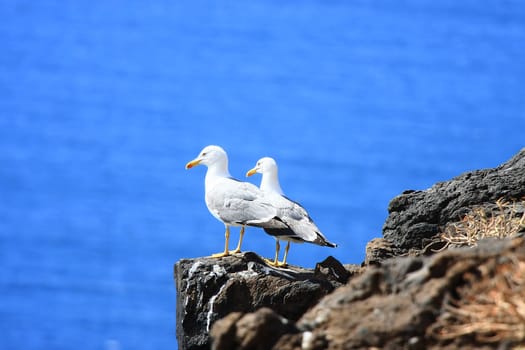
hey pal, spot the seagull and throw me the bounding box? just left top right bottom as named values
left=185, top=146, right=279, bottom=258
left=246, top=157, right=337, bottom=266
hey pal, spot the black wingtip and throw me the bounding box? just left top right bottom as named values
left=315, top=231, right=337, bottom=248
left=315, top=236, right=337, bottom=247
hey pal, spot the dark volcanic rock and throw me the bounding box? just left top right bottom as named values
left=365, top=237, right=397, bottom=265
left=175, top=149, right=525, bottom=350
left=383, top=148, right=525, bottom=255
left=274, top=235, right=525, bottom=350
left=174, top=252, right=350, bottom=350
left=210, top=307, right=298, bottom=350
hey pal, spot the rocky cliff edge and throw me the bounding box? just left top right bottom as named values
left=174, top=148, right=525, bottom=350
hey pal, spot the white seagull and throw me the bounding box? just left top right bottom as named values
left=185, top=145, right=279, bottom=258
left=246, top=157, right=337, bottom=266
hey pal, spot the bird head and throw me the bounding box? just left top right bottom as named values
left=246, top=157, right=277, bottom=177
left=186, top=145, right=227, bottom=169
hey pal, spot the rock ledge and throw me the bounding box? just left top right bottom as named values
left=174, top=148, right=525, bottom=350
left=174, top=252, right=352, bottom=350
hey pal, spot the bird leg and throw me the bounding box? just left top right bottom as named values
left=231, top=226, right=245, bottom=254
left=278, top=241, right=291, bottom=267
left=264, top=239, right=280, bottom=266
left=211, top=225, right=230, bottom=258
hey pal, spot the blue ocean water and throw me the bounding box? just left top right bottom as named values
left=0, top=1, right=524, bottom=349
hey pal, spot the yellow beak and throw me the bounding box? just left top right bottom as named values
left=246, top=168, right=258, bottom=177
left=185, top=158, right=201, bottom=169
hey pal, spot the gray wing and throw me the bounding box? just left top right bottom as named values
left=269, top=193, right=337, bottom=247
left=206, top=178, right=277, bottom=225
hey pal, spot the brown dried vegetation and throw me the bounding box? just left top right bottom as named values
left=430, top=199, right=525, bottom=347
left=429, top=255, right=525, bottom=346
left=440, top=198, right=525, bottom=248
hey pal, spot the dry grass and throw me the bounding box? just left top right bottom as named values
left=428, top=200, right=525, bottom=347
left=440, top=198, right=525, bottom=248
left=429, top=256, right=525, bottom=346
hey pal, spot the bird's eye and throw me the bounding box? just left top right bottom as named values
left=202, top=152, right=207, bottom=156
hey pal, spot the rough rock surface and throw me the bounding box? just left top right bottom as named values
left=210, top=307, right=298, bottom=350
left=274, top=235, right=525, bottom=350
left=174, top=148, right=525, bottom=350
left=174, top=252, right=351, bottom=350
left=383, top=148, right=525, bottom=256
